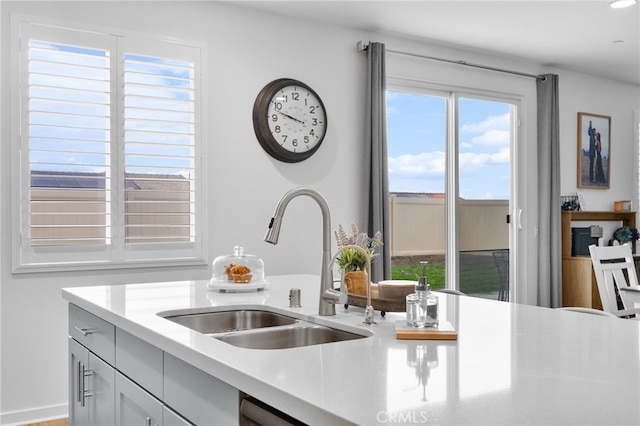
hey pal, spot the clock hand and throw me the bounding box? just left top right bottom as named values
left=278, top=111, right=305, bottom=124
left=271, top=102, right=305, bottom=124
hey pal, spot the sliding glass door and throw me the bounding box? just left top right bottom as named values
left=387, top=86, right=516, bottom=300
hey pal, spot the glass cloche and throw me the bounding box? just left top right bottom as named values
left=209, top=245, right=266, bottom=287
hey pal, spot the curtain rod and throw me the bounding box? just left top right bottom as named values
left=357, top=41, right=546, bottom=81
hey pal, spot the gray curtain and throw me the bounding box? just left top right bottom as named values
left=537, top=74, right=561, bottom=307
left=364, top=42, right=391, bottom=282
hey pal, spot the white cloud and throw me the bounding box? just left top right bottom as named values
left=461, top=113, right=510, bottom=148
left=490, top=146, right=510, bottom=164
left=459, top=152, right=490, bottom=172
left=461, top=112, right=509, bottom=134
left=390, top=146, right=509, bottom=180
left=388, top=152, right=445, bottom=177
left=471, top=129, right=510, bottom=147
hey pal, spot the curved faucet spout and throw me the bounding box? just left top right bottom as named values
left=264, top=187, right=330, bottom=248
left=264, top=187, right=343, bottom=316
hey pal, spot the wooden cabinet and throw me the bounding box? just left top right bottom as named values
left=561, top=210, right=636, bottom=308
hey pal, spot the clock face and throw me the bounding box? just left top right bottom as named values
left=253, top=79, right=327, bottom=163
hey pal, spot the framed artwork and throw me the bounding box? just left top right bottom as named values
left=577, top=112, right=611, bottom=189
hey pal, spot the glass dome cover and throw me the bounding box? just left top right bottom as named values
left=211, top=245, right=265, bottom=284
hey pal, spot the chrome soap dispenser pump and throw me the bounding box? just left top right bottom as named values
left=406, top=261, right=439, bottom=328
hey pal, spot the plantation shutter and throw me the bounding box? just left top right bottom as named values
left=15, top=19, right=204, bottom=272
left=27, top=33, right=112, bottom=247
left=123, top=50, right=196, bottom=244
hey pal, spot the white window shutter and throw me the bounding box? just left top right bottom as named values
left=123, top=51, right=196, bottom=244
left=28, top=38, right=112, bottom=247
left=14, top=19, right=204, bottom=272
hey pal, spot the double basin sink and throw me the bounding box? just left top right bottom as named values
left=160, top=308, right=371, bottom=350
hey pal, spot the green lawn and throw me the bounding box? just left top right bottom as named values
left=391, top=264, right=445, bottom=289
left=391, top=260, right=500, bottom=294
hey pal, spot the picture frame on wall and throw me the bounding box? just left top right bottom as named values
left=577, top=112, right=611, bottom=189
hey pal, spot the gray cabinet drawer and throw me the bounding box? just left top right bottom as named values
left=69, top=304, right=115, bottom=366
left=115, top=371, right=163, bottom=426
left=115, top=328, right=163, bottom=400
left=164, top=353, right=239, bottom=426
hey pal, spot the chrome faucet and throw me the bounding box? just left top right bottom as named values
left=264, top=187, right=347, bottom=316
left=336, top=244, right=375, bottom=325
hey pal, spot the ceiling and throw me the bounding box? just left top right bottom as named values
left=232, top=0, right=640, bottom=85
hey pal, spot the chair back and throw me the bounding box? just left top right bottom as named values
left=492, top=249, right=509, bottom=301
left=589, top=244, right=640, bottom=318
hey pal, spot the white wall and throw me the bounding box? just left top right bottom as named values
left=1, top=1, right=638, bottom=424
left=559, top=70, right=640, bottom=210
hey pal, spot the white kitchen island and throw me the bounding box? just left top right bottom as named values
left=63, top=275, right=640, bottom=425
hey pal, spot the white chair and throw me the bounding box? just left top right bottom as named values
left=588, top=244, right=640, bottom=319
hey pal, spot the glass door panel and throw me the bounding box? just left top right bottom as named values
left=387, top=90, right=447, bottom=289
left=457, top=97, right=511, bottom=300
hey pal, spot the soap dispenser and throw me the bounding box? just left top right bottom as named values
left=406, top=261, right=439, bottom=328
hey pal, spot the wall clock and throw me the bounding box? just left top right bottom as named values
left=252, top=78, right=327, bottom=163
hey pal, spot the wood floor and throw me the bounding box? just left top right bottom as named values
left=26, top=419, right=68, bottom=426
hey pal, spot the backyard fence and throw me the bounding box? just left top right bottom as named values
left=389, top=195, right=510, bottom=256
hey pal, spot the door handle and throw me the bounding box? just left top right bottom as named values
left=76, top=360, right=83, bottom=403
left=517, top=209, right=523, bottom=229
left=80, top=364, right=93, bottom=407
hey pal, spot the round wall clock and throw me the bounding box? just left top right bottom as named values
left=252, top=78, right=327, bottom=163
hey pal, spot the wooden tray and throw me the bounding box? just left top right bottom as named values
left=395, top=320, right=458, bottom=340
left=344, top=284, right=407, bottom=314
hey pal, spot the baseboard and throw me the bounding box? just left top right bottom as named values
left=0, top=403, right=67, bottom=426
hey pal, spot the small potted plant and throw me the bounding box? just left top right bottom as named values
left=613, top=226, right=640, bottom=246
left=334, top=223, right=383, bottom=295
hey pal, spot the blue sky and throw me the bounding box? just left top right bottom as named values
left=29, top=40, right=194, bottom=179
left=387, top=91, right=511, bottom=200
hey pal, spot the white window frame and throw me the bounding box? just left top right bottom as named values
left=635, top=110, right=640, bottom=213
left=11, top=14, right=207, bottom=273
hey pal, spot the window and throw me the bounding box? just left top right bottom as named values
left=13, top=18, right=204, bottom=272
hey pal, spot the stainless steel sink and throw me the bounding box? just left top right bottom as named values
left=216, top=323, right=365, bottom=349
left=162, top=309, right=298, bottom=334
left=159, top=308, right=371, bottom=349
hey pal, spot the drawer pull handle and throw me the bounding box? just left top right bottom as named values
left=74, top=326, right=94, bottom=336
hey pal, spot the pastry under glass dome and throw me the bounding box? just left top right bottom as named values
left=210, top=245, right=265, bottom=285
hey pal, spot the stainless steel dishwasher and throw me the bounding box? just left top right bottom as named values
left=239, top=394, right=306, bottom=426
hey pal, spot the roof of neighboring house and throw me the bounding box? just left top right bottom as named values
left=31, top=170, right=188, bottom=190
left=125, top=173, right=190, bottom=191
left=391, top=191, right=446, bottom=199
left=31, top=170, right=106, bottom=189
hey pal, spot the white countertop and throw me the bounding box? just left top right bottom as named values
left=63, top=275, right=640, bottom=425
